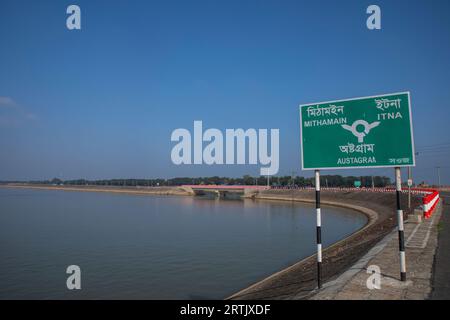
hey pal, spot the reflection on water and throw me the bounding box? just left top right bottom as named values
left=0, top=188, right=367, bottom=299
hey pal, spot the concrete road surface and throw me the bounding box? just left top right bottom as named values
left=431, top=191, right=450, bottom=299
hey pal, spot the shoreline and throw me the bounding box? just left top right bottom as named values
left=0, top=184, right=420, bottom=300
left=228, top=189, right=420, bottom=299
left=226, top=196, right=377, bottom=300
left=0, top=184, right=191, bottom=196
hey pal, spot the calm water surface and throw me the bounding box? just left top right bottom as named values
left=0, top=188, right=367, bottom=299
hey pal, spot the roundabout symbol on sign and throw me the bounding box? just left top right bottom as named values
left=342, top=120, right=380, bottom=143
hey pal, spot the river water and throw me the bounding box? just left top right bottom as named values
left=0, top=188, right=367, bottom=299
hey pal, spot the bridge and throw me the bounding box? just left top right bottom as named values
left=181, top=185, right=269, bottom=198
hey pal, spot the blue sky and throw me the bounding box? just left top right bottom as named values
left=0, top=0, right=449, bottom=184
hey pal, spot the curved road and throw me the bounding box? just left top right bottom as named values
left=431, top=191, right=450, bottom=299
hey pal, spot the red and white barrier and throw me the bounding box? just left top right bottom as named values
left=182, top=185, right=440, bottom=218
left=423, top=190, right=440, bottom=219
left=270, top=186, right=440, bottom=219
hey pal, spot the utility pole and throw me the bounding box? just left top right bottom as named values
left=437, top=166, right=441, bottom=188
left=371, top=176, right=375, bottom=189
left=408, top=167, right=412, bottom=209
left=395, top=167, right=406, bottom=281
left=407, top=151, right=419, bottom=207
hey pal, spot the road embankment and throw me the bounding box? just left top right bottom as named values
left=0, top=184, right=192, bottom=196
left=229, top=189, right=420, bottom=300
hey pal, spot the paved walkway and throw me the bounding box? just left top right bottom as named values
left=430, top=192, right=450, bottom=299
left=310, top=202, right=442, bottom=300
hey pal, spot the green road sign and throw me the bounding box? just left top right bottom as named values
left=300, top=92, right=415, bottom=170
left=354, top=180, right=361, bottom=188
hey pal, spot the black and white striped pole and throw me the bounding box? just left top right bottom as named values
left=395, top=167, right=407, bottom=281
left=315, top=170, right=322, bottom=289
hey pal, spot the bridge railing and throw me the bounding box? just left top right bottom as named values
left=182, top=185, right=270, bottom=190
left=182, top=185, right=440, bottom=218
left=269, top=186, right=440, bottom=219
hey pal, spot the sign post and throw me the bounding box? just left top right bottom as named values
left=395, top=167, right=407, bottom=281
left=408, top=168, right=413, bottom=209
left=315, top=170, right=322, bottom=289
left=300, top=92, right=415, bottom=284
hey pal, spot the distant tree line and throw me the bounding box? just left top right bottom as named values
left=6, top=175, right=391, bottom=188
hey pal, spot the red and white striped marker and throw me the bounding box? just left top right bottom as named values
left=423, top=190, right=439, bottom=219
